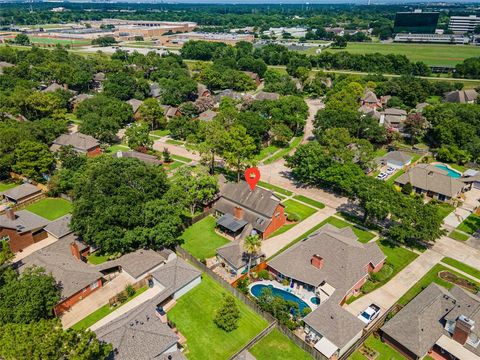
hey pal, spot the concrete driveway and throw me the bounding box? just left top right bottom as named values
left=62, top=272, right=132, bottom=329
left=444, top=207, right=471, bottom=228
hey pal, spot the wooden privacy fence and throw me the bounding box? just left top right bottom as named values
left=108, top=276, right=150, bottom=307
left=176, top=246, right=328, bottom=360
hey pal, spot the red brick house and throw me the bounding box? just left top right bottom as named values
left=213, top=178, right=286, bottom=240
left=0, top=209, right=49, bottom=253
left=50, top=132, right=102, bottom=157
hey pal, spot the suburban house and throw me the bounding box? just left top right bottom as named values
left=461, top=169, right=480, bottom=190
left=213, top=178, right=286, bottom=240
left=243, top=71, right=261, bottom=86
left=415, top=102, right=430, bottom=112
left=381, top=283, right=480, bottom=360
left=126, top=99, right=143, bottom=118
left=361, top=90, right=381, bottom=109
left=112, top=150, right=162, bottom=166
left=0, top=209, right=49, bottom=253
left=197, top=83, right=211, bottom=98
left=267, top=224, right=386, bottom=359
left=216, top=238, right=265, bottom=276
left=160, top=105, right=182, bottom=119
left=395, top=164, right=467, bottom=202
left=17, top=234, right=103, bottom=315
left=358, top=105, right=382, bottom=121
left=444, top=89, right=479, bottom=104
left=150, top=82, right=162, bottom=98
left=43, top=214, right=73, bottom=240
left=50, top=132, right=102, bottom=157
left=71, top=94, right=93, bottom=110
left=1, top=183, right=42, bottom=205
left=42, top=82, right=66, bottom=93
left=214, top=89, right=244, bottom=103
left=93, top=72, right=105, bottom=91
left=198, top=109, right=217, bottom=122
left=375, top=151, right=412, bottom=169
left=255, top=91, right=280, bottom=101
left=94, top=257, right=201, bottom=360
left=382, top=108, right=407, bottom=131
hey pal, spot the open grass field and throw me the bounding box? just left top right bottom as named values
left=0, top=182, right=17, bottom=192
left=25, top=198, right=72, bottom=221
left=180, top=216, right=229, bottom=260
left=303, top=42, right=480, bottom=67
left=71, top=285, right=148, bottom=330
left=250, top=329, right=313, bottom=360
left=29, top=36, right=91, bottom=46
left=168, top=275, right=268, bottom=360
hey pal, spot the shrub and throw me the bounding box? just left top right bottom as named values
left=117, top=292, right=127, bottom=304
left=287, top=212, right=300, bottom=222
left=258, top=269, right=271, bottom=280
left=302, top=307, right=312, bottom=317
left=214, top=295, right=240, bottom=332
left=236, top=277, right=250, bottom=294
left=125, top=284, right=135, bottom=298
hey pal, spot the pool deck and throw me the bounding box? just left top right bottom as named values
left=248, top=280, right=320, bottom=311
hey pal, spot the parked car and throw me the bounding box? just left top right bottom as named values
left=358, top=304, right=381, bottom=324
left=386, top=167, right=396, bottom=175
left=376, top=173, right=387, bottom=180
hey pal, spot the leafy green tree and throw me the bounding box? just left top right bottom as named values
left=0, top=267, right=60, bottom=325
left=162, top=147, right=171, bottom=163
left=0, top=240, right=13, bottom=267
left=222, top=125, right=256, bottom=181
left=404, top=113, right=430, bottom=145
left=138, top=98, right=167, bottom=130
left=14, top=34, right=30, bottom=46
left=12, top=141, right=54, bottom=181
left=244, top=234, right=261, bottom=276
left=125, top=122, right=153, bottom=150
left=92, top=36, right=117, bottom=47
left=401, top=182, right=413, bottom=195
left=197, top=119, right=228, bottom=174
left=331, top=36, right=347, bottom=48
left=214, top=295, right=240, bottom=332
left=0, top=319, right=112, bottom=360
left=103, top=73, right=138, bottom=101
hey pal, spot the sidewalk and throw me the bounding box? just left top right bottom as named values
left=89, top=285, right=163, bottom=331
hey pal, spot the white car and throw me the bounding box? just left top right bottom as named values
left=358, top=304, right=381, bottom=324
left=376, top=173, right=387, bottom=180
left=386, top=167, right=396, bottom=175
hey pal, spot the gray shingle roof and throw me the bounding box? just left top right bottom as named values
left=51, top=132, right=100, bottom=153
left=43, top=214, right=72, bottom=239
left=358, top=105, right=382, bottom=120
left=150, top=82, right=162, bottom=98
left=126, top=99, right=143, bottom=113
left=43, top=83, right=64, bottom=93
left=362, top=90, right=378, bottom=103
left=216, top=236, right=263, bottom=270
left=0, top=210, right=50, bottom=233
left=112, top=151, right=162, bottom=166
left=381, top=283, right=461, bottom=358
left=18, top=234, right=102, bottom=300
left=150, top=257, right=201, bottom=293
left=444, top=89, right=478, bottom=104
left=255, top=91, right=280, bottom=101
left=95, top=301, right=179, bottom=360
left=97, top=249, right=167, bottom=279
left=384, top=108, right=407, bottom=116
left=216, top=213, right=248, bottom=232
left=94, top=72, right=105, bottom=82
left=1, top=183, right=41, bottom=202
left=304, top=299, right=365, bottom=349
left=377, top=151, right=412, bottom=166
left=268, top=224, right=385, bottom=289
left=395, top=164, right=466, bottom=198
left=197, top=83, right=209, bottom=97
left=198, top=110, right=217, bottom=122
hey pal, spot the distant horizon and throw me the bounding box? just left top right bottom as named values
left=2, top=0, right=480, bottom=4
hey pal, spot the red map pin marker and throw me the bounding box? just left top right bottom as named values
left=245, top=167, right=261, bottom=191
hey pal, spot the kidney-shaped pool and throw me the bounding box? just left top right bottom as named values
left=250, top=283, right=314, bottom=314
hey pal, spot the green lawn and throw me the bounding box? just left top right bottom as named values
left=150, top=129, right=170, bottom=137
left=311, top=42, right=480, bottom=67
left=386, top=169, right=405, bottom=186
left=257, top=181, right=293, bottom=197
left=350, top=335, right=405, bottom=360
left=0, top=182, right=17, bottom=192
left=457, top=214, right=480, bottom=235
left=263, top=137, right=302, bottom=165
left=168, top=275, right=268, bottom=360
left=442, top=257, right=480, bottom=280
left=254, top=145, right=279, bottom=162
left=170, top=154, right=193, bottom=163
left=166, top=139, right=184, bottom=146
left=449, top=230, right=470, bottom=242
left=87, top=252, right=109, bottom=265
left=71, top=286, right=148, bottom=330
left=106, top=144, right=130, bottom=153
left=29, top=36, right=91, bottom=46
left=398, top=264, right=480, bottom=306
left=347, top=240, right=418, bottom=304
left=165, top=160, right=184, bottom=171
left=250, top=329, right=312, bottom=360
left=282, top=199, right=316, bottom=221
left=292, top=195, right=325, bottom=209
left=435, top=202, right=455, bottom=219
left=25, top=198, right=72, bottom=221
left=180, top=216, right=229, bottom=260
left=448, top=163, right=468, bottom=173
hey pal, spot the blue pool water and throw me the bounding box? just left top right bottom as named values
left=435, top=164, right=462, bottom=178
left=250, top=284, right=312, bottom=313
left=311, top=296, right=320, bottom=305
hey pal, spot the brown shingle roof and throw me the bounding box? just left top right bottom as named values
left=1, top=183, right=41, bottom=202
left=51, top=132, right=100, bottom=153
left=444, top=89, right=479, bottom=104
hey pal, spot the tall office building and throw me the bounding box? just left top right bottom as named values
left=394, top=10, right=439, bottom=34
left=449, top=15, right=480, bottom=34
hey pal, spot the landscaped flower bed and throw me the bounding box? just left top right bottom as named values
left=438, top=270, right=479, bottom=292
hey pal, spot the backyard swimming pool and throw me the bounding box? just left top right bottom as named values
left=435, top=164, right=462, bottom=178
left=250, top=284, right=312, bottom=313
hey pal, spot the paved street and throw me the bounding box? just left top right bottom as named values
left=153, top=139, right=201, bottom=161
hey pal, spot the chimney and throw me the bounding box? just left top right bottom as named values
left=234, top=206, right=244, bottom=219
left=311, top=254, right=324, bottom=269
left=5, top=208, right=15, bottom=221
left=70, top=242, right=81, bottom=260
left=453, top=315, right=474, bottom=345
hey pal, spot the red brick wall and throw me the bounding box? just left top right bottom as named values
left=54, top=278, right=103, bottom=315
left=1, top=228, right=35, bottom=253
left=371, top=260, right=385, bottom=273
left=87, top=146, right=102, bottom=157
left=262, top=204, right=286, bottom=239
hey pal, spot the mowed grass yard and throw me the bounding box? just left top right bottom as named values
left=29, top=36, right=91, bottom=46
left=457, top=213, right=480, bottom=235
left=0, top=181, right=17, bottom=192
left=180, top=216, right=229, bottom=260
left=269, top=199, right=317, bottom=237
left=350, top=335, right=405, bottom=360
left=250, top=329, right=312, bottom=360
left=304, top=42, right=480, bottom=67
left=25, top=198, right=72, bottom=220
left=168, top=275, right=268, bottom=360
